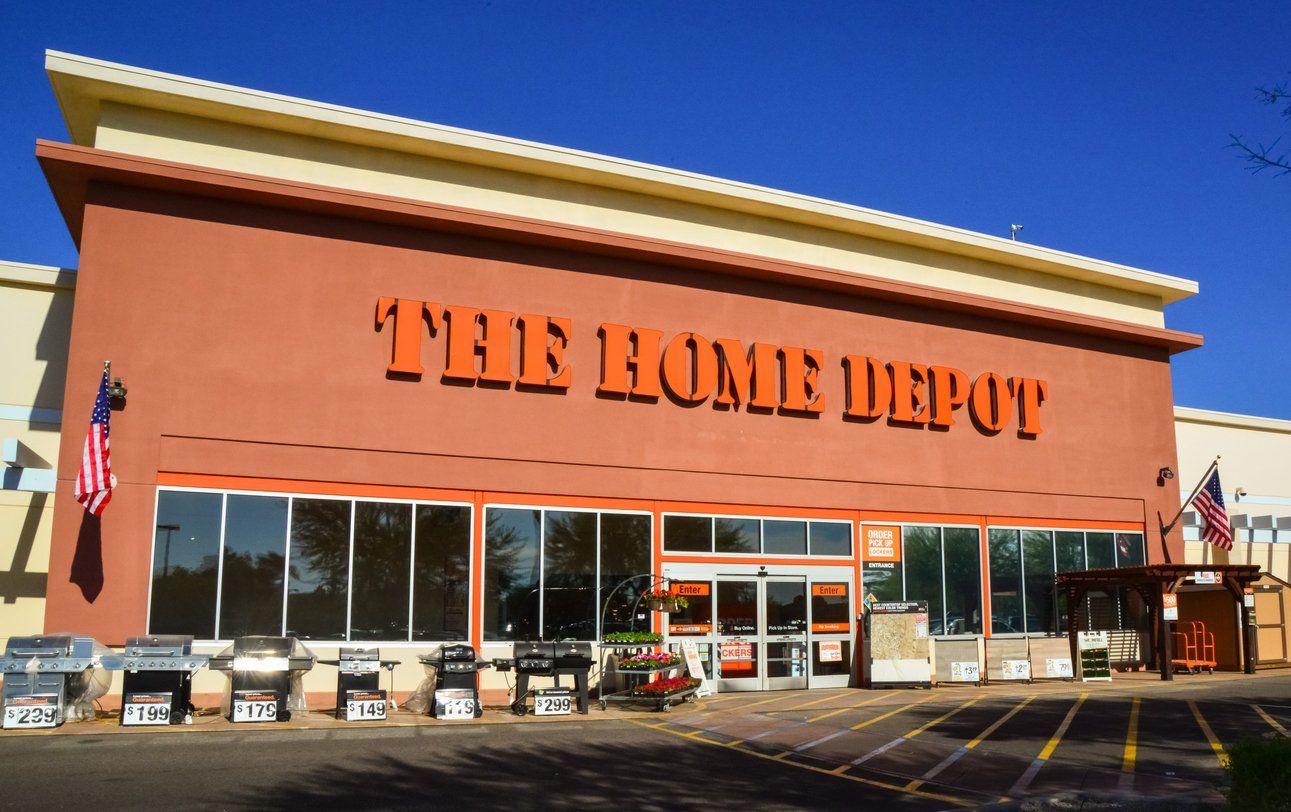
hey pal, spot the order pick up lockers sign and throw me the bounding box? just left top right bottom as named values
left=376, top=296, right=1049, bottom=435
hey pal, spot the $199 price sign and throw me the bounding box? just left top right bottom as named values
left=121, top=693, right=173, bottom=726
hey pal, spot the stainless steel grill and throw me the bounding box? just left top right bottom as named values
left=1, top=635, right=113, bottom=729
left=104, top=635, right=208, bottom=726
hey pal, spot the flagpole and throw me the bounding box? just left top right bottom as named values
left=1160, top=454, right=1221, bottom=536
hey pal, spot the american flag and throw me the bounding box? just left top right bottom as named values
left=74, top=370, right=115, bottom=516
left=1191, top=469, right=1232, bottom=551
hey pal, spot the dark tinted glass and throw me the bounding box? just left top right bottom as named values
left=1054, top=530, right=1085, bottom=632
left=543, top=511, right=597, bottom=640
left=714, top=517, right=759, bottom=553
left=150, top=490, right=222, bottom=638
left=989, top=529, right=1022, bottom=634
left=1086, top=532, right=1116, bottom=569
left=1022, top=530, right=1055, bottom=634
left=350, top=502, right=412, bottom=641
left=943, top=527, right=982, bottom=634
left=862, top=564, right=902, bottom=602
left=764, top=580, right=807, bottom=634
left=219, top=495, right=287, bottom=638
left=665, top=515, right=711, bottom=552
left=1116, top=533, right=1145, bottom=567
left=483, top=508, right=540, bottom=641
left=763, top=520, right=807, bottom=555
left=903, top=527, right=943, bottom=633
left=810, top=522, right=851, bottom=556
left=286, top=498, right=351, bottom=640
left=810, top=583, right=849, bottom=628
left=412, top=505, right=471, bottom=641
left=599, top=513, right=651, bottom=635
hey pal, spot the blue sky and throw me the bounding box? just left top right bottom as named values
left=1, top=3, right=1287, bottom=416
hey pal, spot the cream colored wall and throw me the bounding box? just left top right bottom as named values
left=1177, top=407, right=1291, bottom=580
left=0, top=262, right=75, bottom=648
left=94, top=103, right=1170, bottom=328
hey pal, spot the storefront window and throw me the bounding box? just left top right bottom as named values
left=903, top=526, right=944, bottom=634
left=862, top=563, right=902, bottom=602
left=1086, top=532, right=1116, bottom=569
left=1116, top=533, right=1145, bottom=567
left=149, top=490, right=222, bottom=638
left=1054, top=531, right=1085, bottom=631
left=350, top=502, right=412, bottom=641
left=543, top=511, right=597, bottom=640
left=483, top=508, right=541, bottom=641
left=1022, top=530, right=1055, bottom=634
left=989, top=529, right=1023, bottom=634
left=218, top=494, right=287, bottom=639
left=286, top=498, right=351, bottom=641
left=412, top=505, right=471, bottom=641
left=810, top=522, right=851, bottom=556
left=665, top=515, right=712, bottom=552
left=599, top=513, right=651, bottom=634
left=943, top=527, right=982, bottom=635
left=715, top=518, right=759, bottom=554
left=763, top=520, right=807, bottom=555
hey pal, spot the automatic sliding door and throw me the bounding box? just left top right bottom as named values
left=764, top=577, right=808, bottom=690
left=715, top=578, right=760, bottom=691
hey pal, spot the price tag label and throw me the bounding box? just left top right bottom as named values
left=231, top=690, right=278, bottom=723
left=434, top=689, right=476, bottom=720
left=2, top=694, right=59, bottom=729
left=121, top=692, right=173, bottom=726
left=1045, top=658, right=1074, bottom=678
left=345, top=690, right=387, bottom=721
left=818, top=641, right=843, bottom=663
left=1001, top=659, right=1031, bottom=680
left=949, top=661, right=980, bottom=682
left=534, top=688, right=572, bottom=716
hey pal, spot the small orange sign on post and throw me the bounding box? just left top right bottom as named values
left=864, top=525, right=902, bottom=562
left=1162, top=593, right=1178, bottom=621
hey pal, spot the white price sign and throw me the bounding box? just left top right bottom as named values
left=1046, top=658, right=1074, bottom=678
left=1001, top=659, right=1031, bottom=680
left=346, top=690, right=387, bottom=721
left=2, top=695, right=58, bottom=729
left=231, top=691, right=278, bottom=723
left=534, top=688, right=573, bottom=716
left=949, top=661, right=980, bottom=682
left=121, top=692, right=173, bottom=726
left=434, top=689, right=476, bottom=720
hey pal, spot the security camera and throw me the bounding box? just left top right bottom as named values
left=1236, top=487, right=1248, bottom=499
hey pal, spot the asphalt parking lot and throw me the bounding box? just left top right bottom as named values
left=0, top=672, right=1286, bottom=809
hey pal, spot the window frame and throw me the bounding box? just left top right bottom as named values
left=661, top=510, right=853, bottom=560
left=483, top=502, right=654, bottom=642
left=862, top=521, right=983, bottom=639
left=148, top=485, right=474, bottom=645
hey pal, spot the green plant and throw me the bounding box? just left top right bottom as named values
left=1226, top=735, right=1291, bottom=811
left=631, top=676, right=700, bottom=697
left=603, top=631, right=663, bottom=644
left=644, top=590, right=688, bottom=609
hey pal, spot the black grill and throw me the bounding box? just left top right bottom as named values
left=112, top=635, right=208, bottom=726
left=208, top=636, right=316, bottom=722
left=495, top=641, right=593, bottom=716
left=418, top=644, right=491, bottom=718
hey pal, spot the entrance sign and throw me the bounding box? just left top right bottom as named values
left=375, top=296, right=1050, bottom=435
left=1162, top=593, right=1179, bottom=621
left=681, top=641, right=713, bottom=697
left=863, top=526, right=902, bottom=562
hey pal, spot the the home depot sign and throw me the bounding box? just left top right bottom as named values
left=375, top=296, right=1049, bottom=435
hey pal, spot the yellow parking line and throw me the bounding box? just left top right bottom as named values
left=807, top=692, right=888, bottom=724
left=1006, top=693, right=1088, bottom=798
left=784, top=690, right=854, bottom=711
left=904, top=694, right=985, bottom=740
left=1252, top=704, right=1288, bottom=736
left=1122, top=697, right=1141, bottom=774
left=628, top=718, right=972, bottom=807
left=851, top=693, right=937, bottom=731
left=1188, top=700, right=1229, bottom=767
left=705, top=693, right=794, bottom=715
left=905, top=694, right=1037, bottom=792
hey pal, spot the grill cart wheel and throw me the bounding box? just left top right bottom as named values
left=277, top=710, right=291, bottom=723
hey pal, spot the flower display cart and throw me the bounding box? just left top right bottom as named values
left=596, top=576, right=699, bottom=712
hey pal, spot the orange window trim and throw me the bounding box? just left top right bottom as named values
left=156, top=473, right=473, bottom=503
left=985, top=516, right=1145, bottom=531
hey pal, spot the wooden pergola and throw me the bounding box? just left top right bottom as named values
left=1056, top=564, right=1262, bottom=680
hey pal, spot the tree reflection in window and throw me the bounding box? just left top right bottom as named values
left=149, top=490, right=222, bottom=638
left=483, top=508, right=540, bottom=641
left=286, top=498, right=351, bottom=640
left=413, top=505, right=470, bottom=641
left=350, top=502, right=412, bottom=641
left=219, top=494, right=287, bottom=638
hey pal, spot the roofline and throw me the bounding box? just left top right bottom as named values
left=1174, top=405, right=1291, bottom=434
left=44, top=50, right=1199, bottom=306
left=0, top=259, right=77, bottom=289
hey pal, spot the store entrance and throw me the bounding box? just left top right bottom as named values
left=663, top=564, right=854, bottom=692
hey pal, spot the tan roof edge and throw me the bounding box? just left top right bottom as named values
left=1174, top=406, right=1291, bottom=434
left=0, top=259, right=77, bottom=289
left=44, top=49, right=1199, bottom=305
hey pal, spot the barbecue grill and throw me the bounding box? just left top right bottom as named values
left=418, top=643, right=491, bottom=718
left=105, top=635, right=209, bottom=726
left=209, top=636, right=316, bottom=722
left=317, top=647, right=398, bottom=721
left=0, top=634, right=114, bottom=728
left=493, top=641, right=593, bottom=716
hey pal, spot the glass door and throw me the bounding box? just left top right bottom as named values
left=764, top=576, right=808, bottom=690
left=666, top=580, right=714, bottom=679
left=808, top=580, right=853, bottom=688
left=715, top=578, right=760, bottom=691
